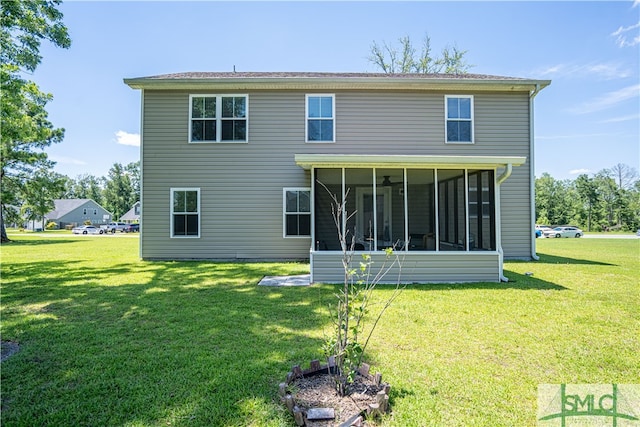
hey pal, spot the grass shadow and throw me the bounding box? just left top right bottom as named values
left=1, top=257, right=326, bottom=426
left=353, top=271, right=567, bottom=291
left=0, top=238, right=83, bottom=246
left=533, top=253, right=616, bottom=266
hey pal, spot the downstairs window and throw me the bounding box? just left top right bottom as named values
left=171, top=188, right=200, bottom=237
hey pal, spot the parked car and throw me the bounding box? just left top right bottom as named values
left=72, top=225, right=102, bottom=235
left=536, top=225, right=553, bottom=237
left=100, top=222, right=128, bottom=233
left=545, top=226, right=583, bottom=238
left=124, top=223, right=139, bottom=233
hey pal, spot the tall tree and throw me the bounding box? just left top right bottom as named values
left=369, top=34, right=472, bottom=74
left=594, top=171, right=621, bottom=228
left=0, top=0, right=71, bottom=242
left=66, top=174, right=105, bottom=204
left=103, top=163, right=135, bottom=220
left=20, top=168, right=66, bottom=230
left=574, top=174, right=600, bottom=231
left=125, top=161, right=140, bottom=202
left=606, top=163, right=638, bottom=191
left=535, top=173, right=573, bottom=225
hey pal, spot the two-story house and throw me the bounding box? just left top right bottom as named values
left=124, top=72, right=549, bottom=283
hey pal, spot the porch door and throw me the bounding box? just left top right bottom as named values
left=356, top=187, right=391, bottom=250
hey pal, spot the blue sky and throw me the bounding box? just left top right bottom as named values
left=33, top=1, right=639, bottom=180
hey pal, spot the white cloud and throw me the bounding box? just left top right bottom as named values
left=569, top=169, right=591, bottom=175
left=536, top=132, right=613, bottom=140
left=49, top=155, right=87, bottom=166
left=611, top=21, right=640, bottom=47
left=533, top=62, right=632, bottom=80
left=599, top=113, right=640, bottom=123
left=115, top=130, right=140, bottom=147
left=569, top=84, right=640, bottom=114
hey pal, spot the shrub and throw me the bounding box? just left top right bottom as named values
left=46, top=222, right=58, bottom=230
left=319, top=182, right=405, bottom=396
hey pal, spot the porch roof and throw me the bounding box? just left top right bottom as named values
left=294, top=154, right=526, bottom=170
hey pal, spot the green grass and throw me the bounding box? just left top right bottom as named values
left=1, top=234, right=638, bottom=426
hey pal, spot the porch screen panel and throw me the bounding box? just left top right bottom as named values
left=438, top=169, right=466, bottom=251
left=407, top=169, right=435, bottom=251
left=376, top=169, right=405, bottom=250
left=345, top=169, right=372, bottom=251
left=468, top=170, right=495, bottom=251
left=314, top=168, right=342, bottom=251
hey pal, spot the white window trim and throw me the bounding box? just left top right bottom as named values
left=170, top=187, right=201, bottom=238
left=305, top=94, right=336, bottom=143
left=188, top=94, right=249, bottom=144
left=283, top=187, right=311, bottom=238
left=444, top=95, right=474, bottom=144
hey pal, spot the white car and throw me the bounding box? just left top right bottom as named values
left=536, top=225, right=553, bottom=237
left=72, top=225, right=102, bottom=235
left=545, top=226, right=583, bottom=238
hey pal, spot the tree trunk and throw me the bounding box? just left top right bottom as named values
left=0, top=204, right=10, bottom=243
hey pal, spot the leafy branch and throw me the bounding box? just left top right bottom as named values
left=318, top=181, right=406, bottom=396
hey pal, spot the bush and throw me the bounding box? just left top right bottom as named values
left=83, top=220, right=92, bottom=225
left=46, top=222, right=58, bottom=230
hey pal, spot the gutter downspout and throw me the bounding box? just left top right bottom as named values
left=496, top=163, right=512, bottom=185
left=496, top=164, right=513, bottom=282
left=530, top=84, right=542, bottom=261
left=139, top=89, right=144, bottom=260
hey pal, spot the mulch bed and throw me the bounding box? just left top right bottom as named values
left=292, top=372, right=385, bottom=426
left=281, top=360, right=390, bottom=426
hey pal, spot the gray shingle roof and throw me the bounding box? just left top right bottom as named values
left=46, top=199, right=110, bottom=219
left=124, top=71, right=551, bottom=92
left=135, top=71, right=528, bottom=81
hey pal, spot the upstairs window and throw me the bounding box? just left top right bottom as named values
left=171, top=188, right=200, bottom=237
left=306, top=94, right=335, bottom=142
left=190, top=95, right=247, bottom=143
left=283, top=188, right=311, bottom=237
left=445, top=95, right=474, bottom=143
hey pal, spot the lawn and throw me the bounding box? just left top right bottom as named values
left=1, top=233, right=638, bottom=426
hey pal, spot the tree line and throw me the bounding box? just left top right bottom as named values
left=4, top=161, right=140, bottom=230
left=536, top=163, right=639, bottom=232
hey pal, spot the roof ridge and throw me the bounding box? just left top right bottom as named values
left=136, top=71, right=531, bottom=81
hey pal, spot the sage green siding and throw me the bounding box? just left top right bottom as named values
left=140, top=90, right=532, bottom=262
left=312, top=252, right=500, bottom=284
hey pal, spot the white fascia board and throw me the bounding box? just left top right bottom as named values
left=294, top=154, right=526, bottom=170
left=123, top=77, right=550, bottom=92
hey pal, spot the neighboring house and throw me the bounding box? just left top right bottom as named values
left=120, top=201, right=141, bottom=223
left=124, top=72, right=550, bottom=283
left=44, top=199, right=113, bottom=229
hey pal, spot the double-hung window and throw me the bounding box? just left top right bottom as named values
left=306, top=94, right=335, bottom=142
left=283, top=188, right=311, bottom=237
left=445, top=95, right=474, bottom=143
left=190, top=95, right=247, bottom=143
left=171, top=188, right=200, bottom=237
